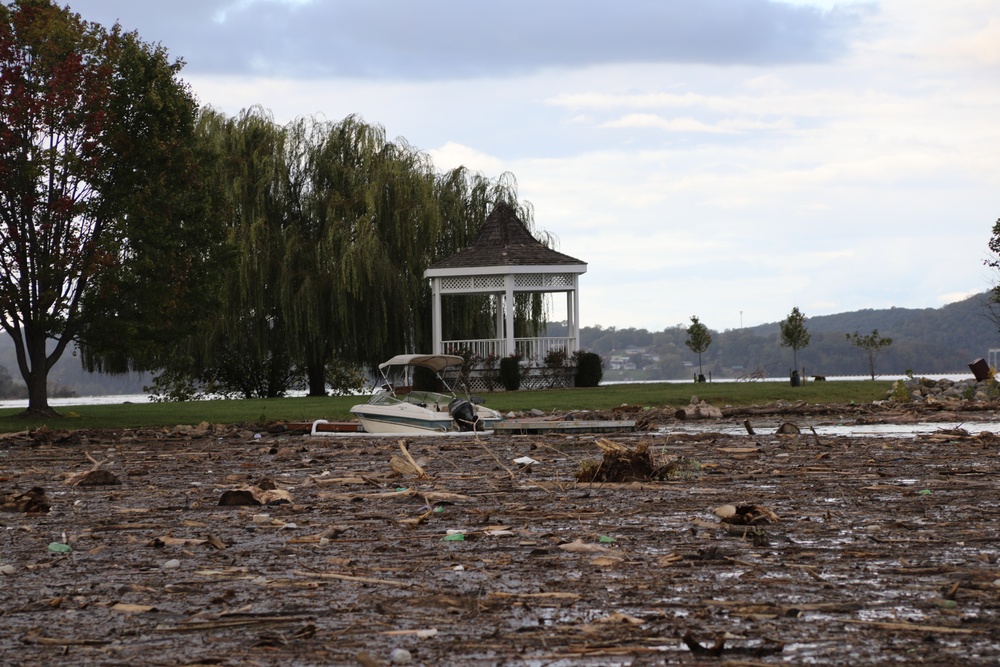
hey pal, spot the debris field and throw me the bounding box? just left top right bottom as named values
left=2, top=409, right=1000, bottom=666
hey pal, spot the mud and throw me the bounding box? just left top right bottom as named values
left=2, top=407, right=1000, bottom=666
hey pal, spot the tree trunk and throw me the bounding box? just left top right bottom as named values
left=25, top=370, right=54, bottom=416
left=306, top=362, right=327, bottom=397
left=19, top=331, right=59, bottom=418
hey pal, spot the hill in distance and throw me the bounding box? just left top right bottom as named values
left=572, top=291, right=1000, bottom=380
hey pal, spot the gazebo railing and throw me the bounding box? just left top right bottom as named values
left=443, top=337, right=576, bottom=363
left=515, top=337, right=577, bottom=362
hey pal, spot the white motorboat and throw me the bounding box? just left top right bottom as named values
left=349, top=354, right=503, bottom=434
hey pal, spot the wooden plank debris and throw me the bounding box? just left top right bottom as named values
left=493, top=420, right=636, bottom=434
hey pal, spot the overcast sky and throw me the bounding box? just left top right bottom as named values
left=68, top=0, right=1000, bottom=332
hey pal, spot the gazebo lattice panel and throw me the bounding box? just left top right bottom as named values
left=514, top=273, right=575, bottom=289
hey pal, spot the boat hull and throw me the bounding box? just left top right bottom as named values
left=350, top=404, right=455, bottom=434
left=350, top=402, right=503, bottom=434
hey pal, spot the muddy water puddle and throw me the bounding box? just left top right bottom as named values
left=664, top=420, right=1000, bottom=438
left=1, top=421, right=999, bottom=665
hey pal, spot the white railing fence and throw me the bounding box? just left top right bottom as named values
left=441, top=337, right=580, bottom=392
left=442, top=337, right=576, bottom=363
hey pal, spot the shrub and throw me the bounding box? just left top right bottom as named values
left=889, top=381, right=911, bottom=402
left=574, top=351, right=603, bottom=387
left=542, top=347, right=569, bottom=388
left=544, top=348, right=568, bottom=369
left=480, top=353, right=499, bottom=391
left=499, top=356, right=521, bottom=391
left=988, top=381, right=1000, bottom=400
left=325, top=359, right=367, bottom=396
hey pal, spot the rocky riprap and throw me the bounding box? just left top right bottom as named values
left=888, top=376, right=999, bottom=403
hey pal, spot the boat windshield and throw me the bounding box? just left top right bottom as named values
left=368, top=390, right=452, bottom=408
left=403, top=391, right=451, bottom=407
left=368, top=391, right=401, bottom=406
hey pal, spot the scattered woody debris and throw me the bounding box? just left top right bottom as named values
left=0, top=418, right=997, bottom=664
left=62, top=452, right=120, bottom=487
left=675, top=397, right=723, bottom=420
left=577, top=439, right=658, bottom=483
left=0, top=486, right=49, bottom=513
left=21, top=425, right=82, bottom=448
left=389, top=440, right=427, bottom=478
left=682, top=630, right=784, bottom=657
left=577, top=438, right=700, bottom=483
left=218, top=477, right=292, bottom=506
left=714, top=504, right=780, bottom=525
left=776, top=422, right=801, bottom=435
left=610, top=404, right=656, bottom=430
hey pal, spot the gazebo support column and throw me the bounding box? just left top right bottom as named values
left=566, top=291, right=575, bottom=355
left=494, top=293, right=504, bottom=350
left=432, top=278, right=443, bottom=354
left=571, top=278, right=581, bottom=354
left=504, top=275, right=515, bottom=358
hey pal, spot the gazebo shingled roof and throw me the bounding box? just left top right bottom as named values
left=427, top=201, right=584, bottom=270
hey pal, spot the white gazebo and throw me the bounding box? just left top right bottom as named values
left=424, top=202, right=587, bottom=362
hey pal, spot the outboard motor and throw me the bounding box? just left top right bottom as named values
left=448, top=397, right=483, bottom=431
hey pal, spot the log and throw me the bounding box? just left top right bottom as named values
left=675, top=400, right=723, bottom=420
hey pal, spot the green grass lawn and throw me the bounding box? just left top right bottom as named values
left=0, top=380, right=892, bottom=433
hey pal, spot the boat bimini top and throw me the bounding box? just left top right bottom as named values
left=377, top=354, right=465, bottom=374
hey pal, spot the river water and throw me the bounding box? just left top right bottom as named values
left=665, top=419, right=1000, bottom=439
left=605, top=373, right=974, bottom=385
left=0, top=393, right=153, bottom=410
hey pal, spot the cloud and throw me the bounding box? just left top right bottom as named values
left=937, top=291, right=984, bottom=306
left=947, top=16, right=1000, bottom=67
left=60, top=0, right=1000, bottom=332
left=600, top=113, right=795, bottom=133
left=427, top=141, right=505, bottom=174
left=70, top=0, right=870, bottom=79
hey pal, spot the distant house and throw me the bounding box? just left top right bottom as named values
left=609, top=355, right=629, bottom=370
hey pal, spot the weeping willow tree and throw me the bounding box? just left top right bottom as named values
left=212, top=107, right=298, bottom=397
left=142, top=107, right=297, bottom=399
left=364, top=137, right=442, bottom=358
left=281, top=115, right=441, bottom=394
left=141, top=109, right=551, bottom=399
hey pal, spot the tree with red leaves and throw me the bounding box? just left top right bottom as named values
left=0, top=1, right=222, bottom=416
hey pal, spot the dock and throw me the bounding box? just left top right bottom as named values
left=290, top=419, right=637, bottom=437
left=493, top=420, right=637, bottom=435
